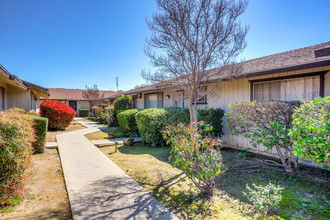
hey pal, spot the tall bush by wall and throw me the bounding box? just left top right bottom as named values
left=136, top=107, right=190, bottom=147
left=0, top=109, right=35, bottom=205
left=40, top=99, right=76, bottom=130
left=197, top=108, right=224, bottom=137
left=117, top=109, right=139, bottom=136
left=290, top=96, right=330, bottom=167
left=29, top=115, right=48, bottom=154
left=79, top=109, right=90, bottom=117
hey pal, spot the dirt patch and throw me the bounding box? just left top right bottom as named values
left=47, top=122, right=86, bottom=142
left=0, top=149, right=71, bottom=220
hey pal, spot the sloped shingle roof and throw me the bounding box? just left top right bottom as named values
left=125, top=41, right=330, bottom=95
left=46, top=88, right=122, bottom=101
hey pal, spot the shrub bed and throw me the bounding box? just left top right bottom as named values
left=197, top=108, right=224, bottom=137
left=40, top=99, right=76, bottom=130
left=79, top=109, right=90, bottom=117
left=28, top=115, right=48, bottom=154
left=136, top=107, right=189, bottom=147
left=117, top=109, right=140, bottom=136
left=0, top=109, right=35, bottom=205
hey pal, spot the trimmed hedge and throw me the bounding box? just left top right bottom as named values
left=29, top=115, right=48, bottom=154
left=79, top=109, right=90, bottom=117
left=0, top=109, right=35, bottom=205
left=136, top=107, right=190, bottom=147
left=114, top=95, right=132, bottom=111
left=117, top=109, right=139, bottom=136
left=40, top=99, right=76, bottom=130
left=197, top=108, right=224, bottom=137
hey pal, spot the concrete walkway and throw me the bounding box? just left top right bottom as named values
left=57, top=118, right=178, bottom=220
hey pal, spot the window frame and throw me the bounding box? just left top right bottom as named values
left=144, top=92, right=163, bottom=108
left=249, top=71, right=326, bottom=101
left=193, top=86, right=208, bottom=105
left=0, top=87, right=4, bottom=111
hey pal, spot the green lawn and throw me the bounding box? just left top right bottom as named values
left=85, top=126, right=125, bottom=140
left=99, top=144, right=330, bottom=220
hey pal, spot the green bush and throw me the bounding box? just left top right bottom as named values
left=79, top=109, right=90, bottom=117
left=136, top=107, right=190, bottom=147
left=117, top=109, right=139, bottom=136
left=289, top=96, right=330, bottom=167
left=114, top=95, right=132, bottom=111
left=28, top=115, right=48, bottom=154
left=0, top=109, right=35, bottom=205
left=197, top=108, right=224, bottom=137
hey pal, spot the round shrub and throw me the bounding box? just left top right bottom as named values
left=290, top=96, right=330, bottom=166
left=0, top=109, right=35, bottom=205
left=136, top=107, right=190, bottom=147
left=117, top=109, right=140, bottom=136
left=114, top=95, right=132, bottom=111
left=28, top=115, right=48, bottom=154
left=79, top=109, right=90, bottom=117
left=40, top=99, right=76, bottom=130
left=92, top=106, right=102, bottom=120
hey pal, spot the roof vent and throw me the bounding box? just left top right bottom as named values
left=314, top=46, right=330, bottom=58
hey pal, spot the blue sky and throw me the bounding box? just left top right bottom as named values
left=0, top=0, right=329, bottom=91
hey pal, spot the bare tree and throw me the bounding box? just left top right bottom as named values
left=142, top=0, right=248, bottom=122
left=82, top=84, right=105, bottom=109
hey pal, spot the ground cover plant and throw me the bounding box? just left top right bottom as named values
left=290, top=96, right=330, bottom=167
left=0, top=109, right=35, bottom=206
left=226, top=101, right=301, bottom=173
left=163, top=122, right=222, bottom=196
left=99, top=144, right=330, bottom=219
left=40, top=99, right=76, bottom=130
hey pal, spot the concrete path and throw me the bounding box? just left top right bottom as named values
left=57, top=118, right=178, bottom=220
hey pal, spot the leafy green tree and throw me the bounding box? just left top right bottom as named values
left=226, top=101, right=301, bottom=173
left=114, top=95, right=133, bottom=111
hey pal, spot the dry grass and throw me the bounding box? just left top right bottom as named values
left=0, top=149, right=71, bottom=219
left=47, top=122, right=86, bottom=142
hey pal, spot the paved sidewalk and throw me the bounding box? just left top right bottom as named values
left=57, top=118, right=178, bottom=220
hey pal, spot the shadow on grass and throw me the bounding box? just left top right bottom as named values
left=218, top=148, right=330, bottom=219
left=117, top=143, right=172, bottom=163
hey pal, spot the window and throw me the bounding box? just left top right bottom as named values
left=252, top=76, right=320, bottom=102
left=0, top=87, right=4, bottom=111
left=144, top=93, right=163, bottom=108
left=193, top=86, right=207, bottom=104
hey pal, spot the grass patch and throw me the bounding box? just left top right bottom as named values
left=85, top=126, right=125, bottom=140
left=99, top=144, right=330, bottom=219
left=46, top=121, right=86, bottom=142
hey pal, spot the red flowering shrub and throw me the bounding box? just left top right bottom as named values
left=0, top=109, right=35, bottom=205
left=40, top=99, right=76, bottom=130
left=162, top=122, right=222, bottom=196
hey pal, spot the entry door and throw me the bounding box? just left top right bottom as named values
left=69, top=101, right=77, bottom=111
left=174, top=91, right=184, bottom=107
left=0, top=87, right=4, bottom=111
